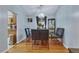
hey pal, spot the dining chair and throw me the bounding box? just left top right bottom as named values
left=51, top=28, right=64, bottom=45
left=25, top=28, right=30, bottom=39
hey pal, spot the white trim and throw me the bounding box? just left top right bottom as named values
left=17, top=36, right=26, bottom=43
left=2, top=36, right=26, bottom=53
left=2, top=45, right=15, bottom=53
left=2, top=38, right=15, bottom=53
left=63, top=43, right=68, bottom=49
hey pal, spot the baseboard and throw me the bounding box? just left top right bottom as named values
left=63, top=43, right=68, bottom=49
left=2, top=36, right=26, bottom=53
left=17, top=36, right=26, bottom=43
left=2, top=45, right=15, bottom=53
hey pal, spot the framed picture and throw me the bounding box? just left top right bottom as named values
left=28, top=18, right=32, bottom=22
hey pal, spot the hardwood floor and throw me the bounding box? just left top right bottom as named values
left=7, top=38, right=69, bottom=53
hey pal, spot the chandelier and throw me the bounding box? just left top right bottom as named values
left=37, top=5, right=45, bottom=18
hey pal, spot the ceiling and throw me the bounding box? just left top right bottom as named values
left=8, top=5, right=60, bottom=17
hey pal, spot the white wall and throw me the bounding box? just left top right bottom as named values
left=0, top=6, right=28, bottom=52
left=0, top=6, right=8, bottom=52
left=25, top=16, right=37, bottom=30
left=56, top=5, right=79, bottom=48
left=17, top=13, right=26, bottom=42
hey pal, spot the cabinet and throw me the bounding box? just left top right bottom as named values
left=48, top=18, right=56, bottom=37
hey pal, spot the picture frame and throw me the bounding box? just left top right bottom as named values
left=28, top=18, right=32, bottom=22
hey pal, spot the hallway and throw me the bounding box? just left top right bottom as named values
left=7, top=38, right=69, bottom=53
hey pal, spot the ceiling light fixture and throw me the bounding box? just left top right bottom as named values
left=37, top=5, right=45, bottom=18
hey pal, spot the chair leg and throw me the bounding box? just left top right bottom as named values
left=32, top=40, right=36, bottom=49
left=57, top=38, right=63, bottom=45
left=41, top=40, right=49, bottom=49
left=32, top=40, right=41, bottom=50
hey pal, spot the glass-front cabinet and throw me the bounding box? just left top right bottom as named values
left=48, top=18, right=56, bottom=37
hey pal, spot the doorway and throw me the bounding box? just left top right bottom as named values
left=8, top=11, right=17, bottom=48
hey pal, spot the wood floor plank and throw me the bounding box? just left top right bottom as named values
left=7, top=38, right=69, bottom=53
